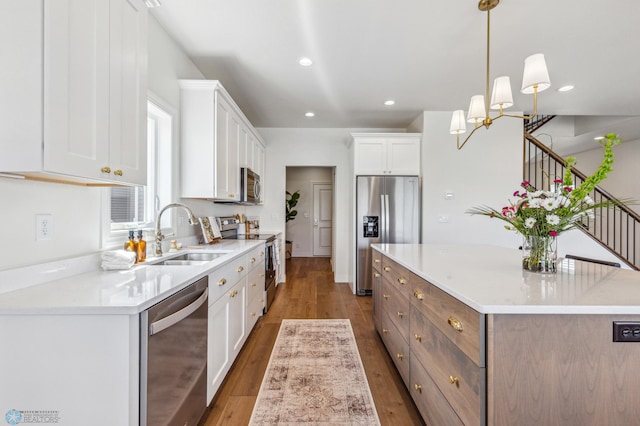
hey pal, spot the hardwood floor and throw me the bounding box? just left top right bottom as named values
left=200, top=257, right=424, bottom=426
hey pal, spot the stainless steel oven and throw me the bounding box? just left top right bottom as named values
left=263, top=236, right=277, bottom=313
left=140, top=277, right=208, bottom=426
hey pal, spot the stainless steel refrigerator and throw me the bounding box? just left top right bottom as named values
left=356, top=176, right=421, bottom=295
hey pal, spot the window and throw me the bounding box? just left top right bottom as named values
left=102, top=96, right=174, bottom=248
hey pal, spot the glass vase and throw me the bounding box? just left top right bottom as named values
left=522, top=235, right=557, bottom=273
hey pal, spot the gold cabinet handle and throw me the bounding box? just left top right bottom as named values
left=374, top=259, right=381, bottom=264
left=383, top=266, right=391, bottom=272
left=113, top=169, right=123, bottom=176
left=260, top=273, right=265, bottom=277
left=448, top=316, right=464, bottom=332
left=374, top=272, right=381, bottom=278
left=413, top=290, right=424, bottom=300
left=250, top=257, right=256, bottom=263
left=398, top=277, right=407, bottom=285
left=382, top=328, right=389, bottom=334
left=260, top=251, right=265, bottom=256
left=414, top=384, right=422, bottom=393
left=396, top=353, right=404, bottom=360
left=251, top=282, right=257, bottom=287
left=449, top=376, right=460, bottom=387
left=218, top=278, right=227, bottom=286
left=237, top=265, right=244, bottom=272
left=100, top=166, right=111, bottom=174
left=383, top=294, right=390, bottom=300
left=414, top=334, right=422, bottom=342
left=230, top=290, right=238, bottom=298
left=229, top=194, right=235, bottom=198
left=397, top=311, right=404, bottom=318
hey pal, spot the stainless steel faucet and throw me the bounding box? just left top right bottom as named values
left=154, top=203, right=199, bottom=256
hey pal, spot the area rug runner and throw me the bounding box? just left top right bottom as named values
left=249, top=319, right=381, bottom=425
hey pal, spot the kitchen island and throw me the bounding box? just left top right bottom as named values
left=372, top=243, right=640, bottom=426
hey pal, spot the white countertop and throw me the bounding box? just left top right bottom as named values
left=372, top=243, right=640, bottom=315
left=0, top=240, right=264, bottom=315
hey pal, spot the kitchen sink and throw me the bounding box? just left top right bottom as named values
left=150, top=251, right=232, bottom=266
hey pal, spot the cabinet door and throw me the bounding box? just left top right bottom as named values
left=215, top=95, right=240, bottom=201
left=354, top=138, right=386, bottom=175
left=387, top=137, right=420, bottom=175
left=228, top=280, right=246, bottom=357
left=372, top=267, right=382, bottom=333
left=253, top=139, right=265, bottom=177
left=207, top=294, right=230, bottom=403
left=44, top=0, right=111, bottom=180
left=238, top=124, right=249, bottom=168
left=108, top=0, right=148, bottom=185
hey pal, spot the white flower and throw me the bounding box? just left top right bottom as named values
left=542, top=198, right=560, bottom=211
left=528, top=198, right=543, bottom=208
left=585, top=196, right=594, bottom=206
left=557, top=195, right=571, bottom=207
left=546, top=214, right=560, bottom=225
left=525, top=218, right=537, bottom=228
left=531, top=190, right=544, bottom=198
left=544, top=191, right=555, bottom=197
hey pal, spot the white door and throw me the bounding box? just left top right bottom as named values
left=313, top=183, right=333, bottom=257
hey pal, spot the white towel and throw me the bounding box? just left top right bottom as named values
left=101, top=250, right=136, bottom=270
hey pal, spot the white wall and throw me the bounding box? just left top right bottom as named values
left=420, top=112, right=523, bottom=249
left=0, top=16, right=204, bottom=272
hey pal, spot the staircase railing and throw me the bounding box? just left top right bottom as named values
left=524, top=131, right=640, bottom=270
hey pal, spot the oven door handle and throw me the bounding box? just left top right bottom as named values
left=150, top=288, right=208, bottom=336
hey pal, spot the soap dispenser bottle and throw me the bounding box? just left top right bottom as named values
left=124, top=230, right=137, bottom=258
left=136, top=230, right=146, bottom=263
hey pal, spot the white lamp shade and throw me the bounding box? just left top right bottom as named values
left=490, top=76, right=514, bottom=109
left=467, top=95, right=486, bottom=123
left=449, top=110, right=467, bottom=134
left=521, top=53, right=551, bottom=94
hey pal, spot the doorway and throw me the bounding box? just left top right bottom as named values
left=285, top=167, right=334, bottom=258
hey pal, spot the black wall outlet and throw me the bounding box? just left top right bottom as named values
left=613, top=321, right=640, bottom=342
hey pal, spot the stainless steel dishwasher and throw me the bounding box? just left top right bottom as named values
left=140, top=276, right=208, bottom=426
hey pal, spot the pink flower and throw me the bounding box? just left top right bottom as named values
left=521, top=181, right=530, bottom=188
left=513, top=190, right=520, bottom=197
left=553, top=179, right=563, bottom=184
left=549, top=230, right=558, bottom=237
left=564, top=187, right=572, bottom=193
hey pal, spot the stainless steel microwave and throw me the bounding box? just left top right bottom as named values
left=241, top=168, right=261, bottom=204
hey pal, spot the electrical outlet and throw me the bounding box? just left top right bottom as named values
left=613, top=321, right=640, bottom=342
left=36, top=214, right=53, bottom=241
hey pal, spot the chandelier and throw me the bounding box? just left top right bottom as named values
left=450, top=0, right=551, bottom=150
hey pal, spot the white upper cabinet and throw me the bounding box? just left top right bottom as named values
left=0, top=0, right=148, bottom=185
left=180, top=80, right=266, bottom=202
left=352, top=133, right=421, bottom=175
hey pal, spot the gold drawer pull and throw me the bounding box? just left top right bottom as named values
left=397, top=311, right=405, bottom=318
left=414, top=334, right=422, bottom=342
left=101, top=166, right=111, bottom=174
left=230, top=290, right=238, bottom=298
left=449, top=376, right=460, bottom=387
left=237, top=265, right=244, bottom=272
left=229, top=193, right=235, bottom=197
left=260, top=251, right=265, bottom=256
left=260, top=273, right=265, bottom=277
left=397, top=277, right=406, bottom=285
left=113, top=169, right=123, bottom=176
left=383, top=266, right=391, bottom=272
left=383, top=294, right=390, bottom=300
left=382, top=328, right=389, bottom=334
left=396, top=353, right=404, bottom=360
left=218, top=278, right=227, bottom=286
left=374, top=259, right=381, bottom=263
left=413, top=290, right=424, bottom=300
left=414, top=384, right=422, bottom=393
left=374, top=272, right=381, bottom=278
left=251, top=282, right=257, bottom=287
left=251, top=312, right=256, bottom=317
left=448, top=316, right=464, bottom=332
left=250, top=257, right=256, bottom=263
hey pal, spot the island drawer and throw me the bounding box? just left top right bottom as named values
left=411, top=306, right=486, bottom=426
left=411, top=277, right=485, bottom=367
left=410, top=353, right=464, bottom=426
left=381, top=278, right=411, bottom=343
left=380, top=310, right=410, bottom=387
left=381, top=256, right=416, bottom=300
left=246, top=245, right=266, bottom=272
left=372, top=250, right=382, bottom=272
left=246, top=263, right=265, bottom=305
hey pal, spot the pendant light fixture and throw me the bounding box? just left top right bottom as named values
left=450, top=0, right=551, bottom=150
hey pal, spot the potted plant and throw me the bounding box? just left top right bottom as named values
left=285, top=190, right=300, bottom=259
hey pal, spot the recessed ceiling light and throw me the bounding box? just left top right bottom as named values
left=594, top=136, right=605, bottom=141
left=558, top=85, right=575, bottom=92
left=299, top=57, right=313, bottom=67
left=384, top=100, right=396, bottom=106
left=305, top=112, right=315, bottom=117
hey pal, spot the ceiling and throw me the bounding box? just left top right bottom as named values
left=150, top=0, right=640, bottom=140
